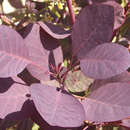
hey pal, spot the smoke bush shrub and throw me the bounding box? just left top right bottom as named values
left=0, top=0, right=130, bottom=129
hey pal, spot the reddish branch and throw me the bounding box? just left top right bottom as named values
left=0, top=14, right=14, bottom=25
left=66, top=0, right=75, bottom=24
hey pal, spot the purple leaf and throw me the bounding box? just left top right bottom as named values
left=102, top=1, right=125, bottom=30
left=38, top=22, right=71, bottom=39
left=24, top=23, right=63, bottom=80
left=30, top=84, right=85, bottom=127
left=65, top=70, right=94, bottom=92
left=90, top=71, right=130, bottom=92
left=0, top=25, right=30, bottom=77
left=82, top=82, right=130, bottom=122
left=0, top=76, right=31, bottom=120
left=120, top=119, right=130, bottom=128
left=8, top=0, right=23, bottom=9
left=80, top=43, right=130, bottom=79
left=31, top=103, right=81, bottom=130
left=72, top=4, right=114, bottom=59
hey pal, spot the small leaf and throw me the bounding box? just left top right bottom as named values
left=65, top=70, right=94, bottom=92
left=0, top=25, right=30, bottom=77
left=30, top=84, right=85, bottom=127
left=80, top=43, right=130, bottom=79
left=72, top=4, right=114, bottom=59
left=82, top=82, right=130, bottom=122
left=38, top=22, right=71, bottom=39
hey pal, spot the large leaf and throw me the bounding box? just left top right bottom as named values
left=0, top=76, right=31, bottom=120
left=24, top=23, right=63, bottom=80
left=30, top=84, right=85, bottom=127
left=102, top=1, right=125, bottom=30
left=80, top=43, right=130, bottom=79
left=65, top=70, right=93, bottom=93
left=38, top=22, right=71, bottom=39
left=0, top=25, right=29, bottom=77
left=72, top=4, right=114, bottom=59
left=82, top=82, right=130, bottom=122
left=90, top=71, right=130, bottom=92
left=31, top=103, right=82, bottom=130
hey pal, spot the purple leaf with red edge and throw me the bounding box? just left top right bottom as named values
left=82, top=82, right=130, bottom=122
left=90, top=71, right=130, bottom=92
left=24, top=23, right=63, bottom=81
left=80, top=43, right=130, bottom=79
left=38, top=21, right=71, bottom=39
left=102, top=1, right=125, bottom=30
left=72, top=4, right=114, bottom=59
left=0, top=25, right=30, bottom=77
left=30, top=84, right=85, bottom=127
left=0, top=76, right=32, bottom=120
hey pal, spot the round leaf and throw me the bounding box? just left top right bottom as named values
left=80, top=43, right=130, bottom=79
left=72, top=4, right=114, bottom=59
left=30, top=84, right=85, bottom=127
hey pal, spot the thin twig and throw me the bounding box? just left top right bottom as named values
left=0, top=14, right=15, bottom=26
left=66, top=0, right=75, bottom=25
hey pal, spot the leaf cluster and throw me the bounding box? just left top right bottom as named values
left=0, top=0, right=130, bottom=130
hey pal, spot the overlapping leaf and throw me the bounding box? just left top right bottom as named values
left=72, top=4, right=114, bottom=59
left=80, top=43, right=130, bottom=79
left=38, top=21, right=71, bottom=39
left=82, top=82, right=130, bottom=122
left=102, top=1, right=125, bottom=30
left=31, top=104, right=81, bottom=130
left=0, top=76, right=31, bottom=120
left=24, top=23, right=63, bottom=80
left=30, top=84, right=85, bottom=127
left=0, top=25, right=30, bottom=77
left=90, top=71, right=130, bottom=92
left=88, top=1, right=125, bottom=30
